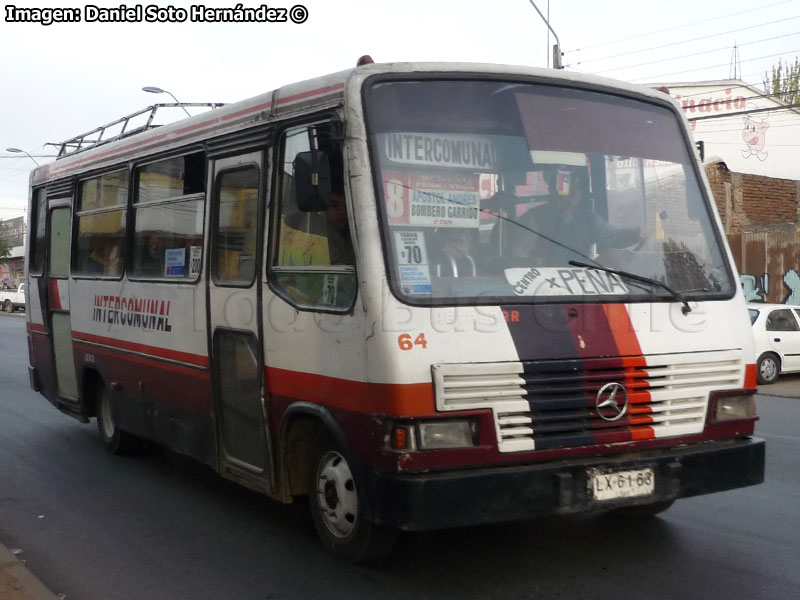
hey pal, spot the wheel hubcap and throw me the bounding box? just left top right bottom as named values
left=761, top=358, right=777, bottom=380
left=316, top=451, right=358, bottom=538
left=100, top=392, right=115, bottom=439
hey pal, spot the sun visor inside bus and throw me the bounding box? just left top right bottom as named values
left=293, top=150, right=332, bottom=212
left=496, top=135, right=535, bottom=189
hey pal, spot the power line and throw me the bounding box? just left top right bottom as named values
left=697, top=115, right=800, bottom=129
left=641, top=64, right=792, bottom=90
left=572, top=15, right=800, bottom=68
left=667, top=82, right=763, bottom=100
left=594, top=31, right=800, bottom=75
left=696, top=66, right=792, bottom=87
left=688, top=103, right=800, bottom=120
left=630, top=49, right=800, bottom=82
left=563, top=0, right=797, bottom=54
left=696, top=117, right=800, bottom=134
left=697, top=141, right=800, bottom=147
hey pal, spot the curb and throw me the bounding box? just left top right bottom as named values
left=0, top=542, right=60, bottom=600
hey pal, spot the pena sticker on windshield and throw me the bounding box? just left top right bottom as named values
left=505, top=267, right=629, bottom=296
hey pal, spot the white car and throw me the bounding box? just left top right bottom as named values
left=748, top=303, right=800, bottom=384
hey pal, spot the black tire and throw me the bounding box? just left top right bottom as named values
left=308, top=434, right=397, bottom=562
left=614, top=499, right=675, bottom=518
left=756, top=352, right=780, bottom=385
left=95, top=382, right=141, bottom=454
left=3, top=300, right=11, bottom=313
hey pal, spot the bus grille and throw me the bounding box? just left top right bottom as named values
left=431, top=350, right=743, bottom=453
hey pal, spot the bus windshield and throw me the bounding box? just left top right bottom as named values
left=365, top=78, right=735, bottom=304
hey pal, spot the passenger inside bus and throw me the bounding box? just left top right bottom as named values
left=429, top=228, right=477, bottom=277
left=138, top=234, right=164, bottom=276
left=84, top=237, right=122, bottom=276
left=513, top=167, right=642, bottom=265
left=325, top=187, right=355, bottom=266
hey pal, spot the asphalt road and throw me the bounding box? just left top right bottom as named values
left=1, top=312, right=798, bottom=600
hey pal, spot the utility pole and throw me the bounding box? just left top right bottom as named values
left=528, top=0, right=562, bottom=69
left=729, top=44, right=741, bottom=80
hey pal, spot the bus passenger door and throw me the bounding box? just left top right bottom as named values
left=47, top=205, right=79, bottom=402
left=207, top=152, right=271, bottom=490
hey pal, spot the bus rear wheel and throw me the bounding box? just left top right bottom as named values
left=308, top=435, right=397, bottom=562
left=96, top=383, right=141, bottom=454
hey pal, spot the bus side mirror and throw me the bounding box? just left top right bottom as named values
left=293, top=150, right=331, bottom=212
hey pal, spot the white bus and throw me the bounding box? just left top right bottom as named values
left=26, top=60, right=764, bottom=562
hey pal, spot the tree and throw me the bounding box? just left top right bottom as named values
left=763, top=57, right=800, bottom=105
left=0, top=220, right=11, bottom=259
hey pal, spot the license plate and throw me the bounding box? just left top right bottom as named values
left=589, top=467, right=655, bottom=501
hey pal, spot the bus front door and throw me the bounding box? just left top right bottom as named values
left=47, top=205, right=79, bottom=403
left=207, top=151, right=272, bottom=491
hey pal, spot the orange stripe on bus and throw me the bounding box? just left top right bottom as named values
left=265, top=366, right=435, bottom=416
left=744, top=363, right=757, bottom=388
left=631, top=426, right=655, bottom=440
left=629, top=414, right=655, bottom=425
left=603, top=305, right=655, bottom=432
left=603, top=304, right=643, bottom=356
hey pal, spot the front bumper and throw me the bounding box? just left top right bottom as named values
left=369, top=437, right=765, bottom=531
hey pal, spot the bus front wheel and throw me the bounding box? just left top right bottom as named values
left=95, top=383, right=141, bottom=454
left=308, top=435, right=397, bottom=562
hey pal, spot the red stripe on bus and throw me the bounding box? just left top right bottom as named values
left=275, top=82, right=345, bottom=106
left=48, top=82, right=344, bottom=178
left=71, top=330, right=209, bottom=368
left=220, top=101, right=272, bottom=122
left=27, top=322, right=47, bottom=334
left=73, top=340, right=211, bottom=379
left=49, top=280, right=62, bottom=310
left=265, top=366, right=435, bottom=416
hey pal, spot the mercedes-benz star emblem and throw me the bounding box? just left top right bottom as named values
left=595, top=382, right=629, bottom=421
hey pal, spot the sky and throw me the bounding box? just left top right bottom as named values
left=1, top=0, right=798, bottom=222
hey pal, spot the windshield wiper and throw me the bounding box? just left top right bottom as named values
left=568, top=260, right=693, bottom=315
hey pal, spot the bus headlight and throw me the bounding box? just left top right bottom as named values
left=714, top=395, right=756, bottom=421
left=418, top=420, right=476, bottom=449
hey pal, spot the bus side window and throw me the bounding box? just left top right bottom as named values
left=130, top=152, right=205, bottom=280
left=29, top=189, right=47, bottom=276
left=73, top=169, right=128, bottom=278
left=214, top=167, right=259, bottom=284
left=270, top=123, right=356, bottom=311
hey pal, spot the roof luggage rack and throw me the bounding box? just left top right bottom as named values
left=46, top=102, right=225, bottom=158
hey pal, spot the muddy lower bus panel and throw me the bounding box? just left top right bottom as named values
left=25, top=60, right=764, bottom=562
